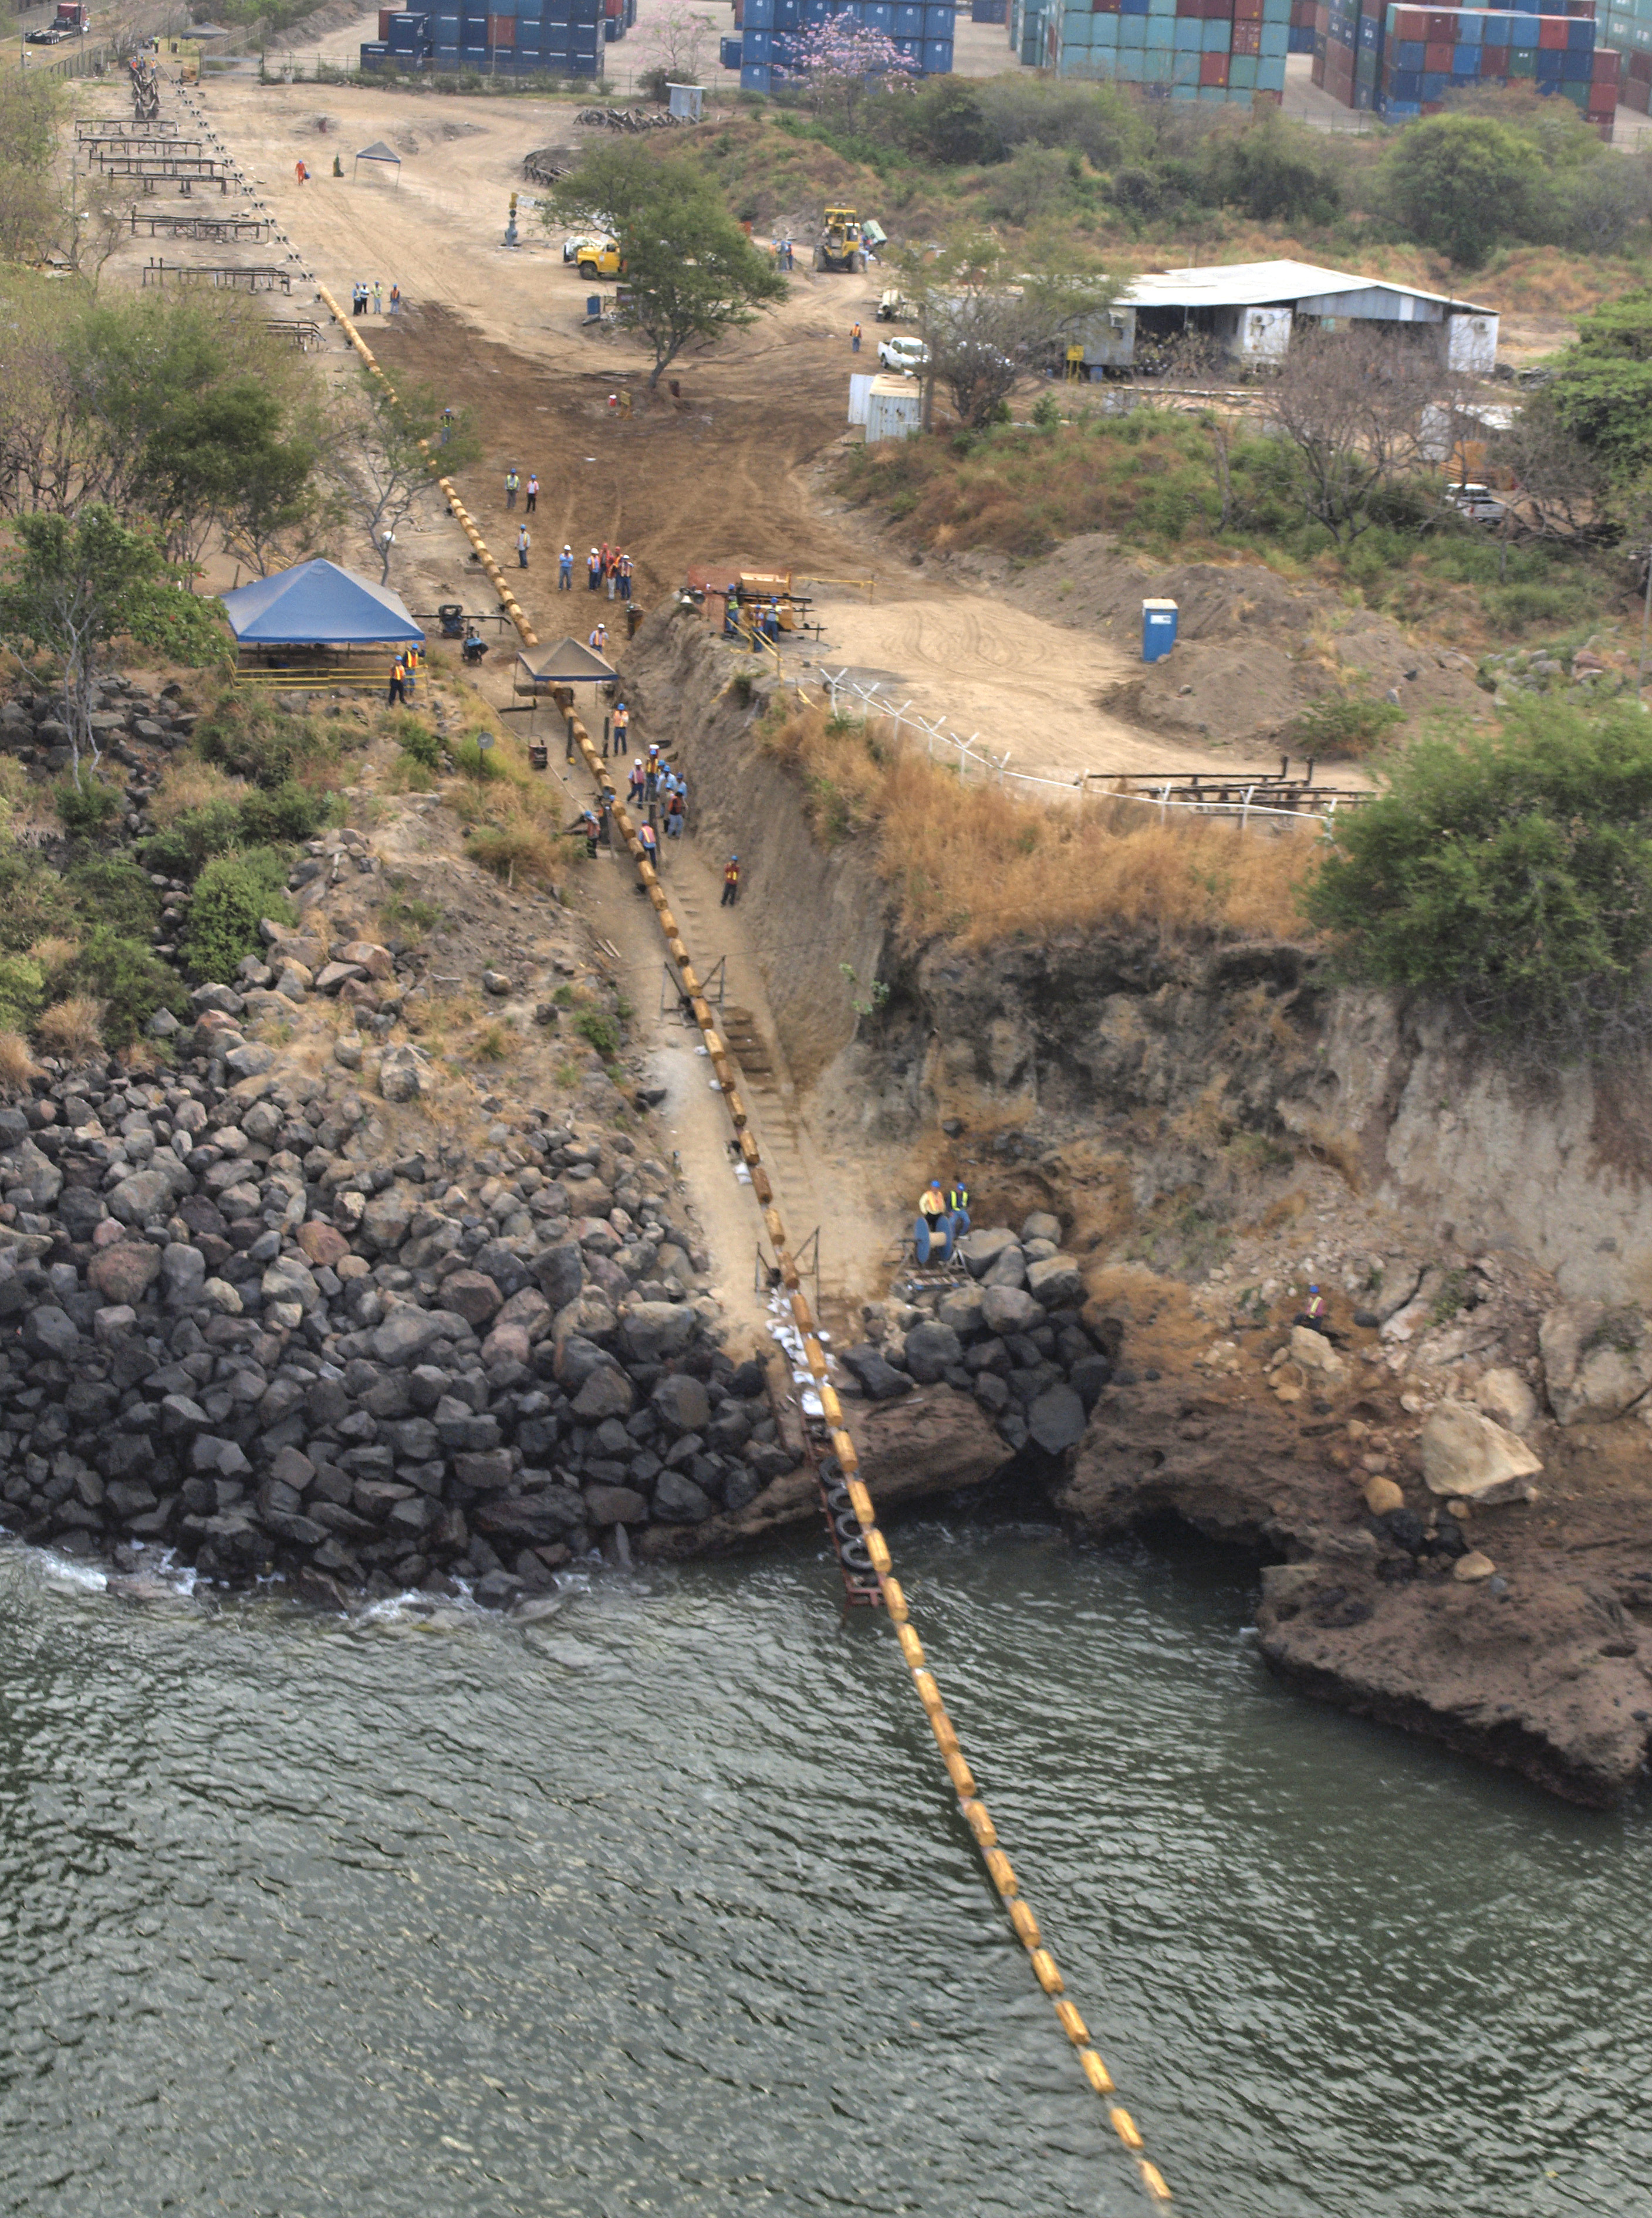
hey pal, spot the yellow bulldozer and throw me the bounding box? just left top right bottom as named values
left=816, top=207, right=864, bottom=274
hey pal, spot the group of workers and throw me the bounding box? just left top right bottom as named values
left=723, top=597, right=785, bottom=645
left=351, top=280, right=399, bottom=316
left=386, top=643, right=425, bottom=706
left=504, top=469, right=540, bottom=512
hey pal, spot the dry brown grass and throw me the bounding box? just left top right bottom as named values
left=0, top=1032, right=40, bottom=1096
left=149, top=759, right=246, bottom=825
left=761, top=705, right=1321, bottom=945
left=28, top=935, right=78, bottom=979
left=467, top=818, right=563, bottom=886
left=35, top=996, right=104, bottom=1063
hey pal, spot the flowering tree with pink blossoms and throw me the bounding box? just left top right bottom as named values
left=781, top=18, right=918, bottom=129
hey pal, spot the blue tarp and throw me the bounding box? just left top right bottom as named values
left=219, top=560, right=424, bottom=646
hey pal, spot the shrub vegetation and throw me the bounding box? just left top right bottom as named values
left=1304, top=700, right=1652, bottom=1050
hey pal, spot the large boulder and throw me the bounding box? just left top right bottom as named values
left=370, top=1306, right=449, bottom=1367
left=841, top=1344, right=913, bottom=1401
left=903, top=1318, right=963, bottom=1385
left=654, top=1469, right=715, bottom=1523
left=1539, top=1301, right=1652, bottom=1426
left=1290, top=1325, right=1346, bottom=1380
left=620, top=1300, right=697, bottom=1364
left=570, top=1364, right=633, bottom=1421
left=87, top=1240, right=161, bottom=1306
left=957, top=1227, right=1021, bottom=1280
left=107, top=1163, right=187, bottom=1226
left=1026, top=1255, right=1085, bottom=1310
left=1027, top=1382, right=1086, bottom=1454
left=980, top=1284, right=1041, bottom=1336
left=935, top=1283, right=986, bottom=1339
left=1420, top=1401, right=1542, bottom=1504
left=653, top=1373, right=711, bottom=1434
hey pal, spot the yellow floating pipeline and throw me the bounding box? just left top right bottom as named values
left=555, top=679, right=1175, bottom=2205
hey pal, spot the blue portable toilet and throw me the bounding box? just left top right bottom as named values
left=1141, top=597, right=1178, bottom=662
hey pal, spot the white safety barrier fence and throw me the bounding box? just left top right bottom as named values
left=816, top=668, right=1349, bottom=837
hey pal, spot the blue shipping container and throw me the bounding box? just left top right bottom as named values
left=721, top=33, right=743, bottom=62
left=921, top=28, right=952, bottom=56
left=1255, top=48, right=1285, bottom=81
left=741, top=58, right=771, bottom=82
left=896, top=1, right=924, bottom=29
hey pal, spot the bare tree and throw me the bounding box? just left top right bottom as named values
left=329, top=376, right=477, bottom=584
left=1262, top=326, right=1447, bottom=542
left=900, top=232, right=1115, bottom=431
left=1489, top=395, right=1613, bottom=549
left=647, top=1, right=717, bottom=83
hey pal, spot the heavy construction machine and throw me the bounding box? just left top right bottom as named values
left=816, top=207, right=864, bottom=273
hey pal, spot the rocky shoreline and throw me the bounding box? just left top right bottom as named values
left=0, top=1002, right=1116, bottom=1614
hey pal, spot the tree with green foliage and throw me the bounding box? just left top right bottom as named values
left=1202, top=111, right=1341, bottom=228
left=544, top=146, right=787, bottom=387
left=1304, top=703, right=1652, bottom=1052
left=1540, top=290, right=1652, bottom=492
left=0, top=507, right=225, bottom=787
left=1380, top=115, right=1532, bottom=266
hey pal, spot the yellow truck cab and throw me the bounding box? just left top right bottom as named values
left=571, top=236, right=623, bottom=279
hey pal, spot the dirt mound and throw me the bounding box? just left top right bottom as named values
left=945, top=535, right=1489, bottom=752
left=267, top=0, right=376, bottom=48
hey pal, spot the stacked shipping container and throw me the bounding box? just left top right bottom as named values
left=1599, top=0, right=1651, bottom=104
left=360, top=0, right=636, bottom=75
left=1011, top=0, right=1290, bottom=95
left=1312, top=0, right=1616, bottom=127
left=1378, top=0, right=1616, bottom=126
left=736, top=0, right=958, bottom=89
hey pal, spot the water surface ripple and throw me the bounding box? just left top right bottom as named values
left=0, top=1523, right=1644, bottom=2215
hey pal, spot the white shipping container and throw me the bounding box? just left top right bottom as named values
left=847, top=372, right=874, bottom=426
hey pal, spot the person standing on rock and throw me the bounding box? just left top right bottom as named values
left=505, top=468, right=519, bottom=510
left=1293, top=1284, right=1346, bottom=1344
left=587, top=546, right=601, bottom=591
left=618, top=551, right=633, bottom=602
left=388, top=281, right=401, bottom=312
left=559, top=544, right=573, bottom=591
left=518, top=525, right=531, bottom=569
left=372, top=280, right=382, bottom=313
left=525, top=472, right=538, bottom=514
left=721, top=854, right=740, bottom=907
left=387, top=651, right=407, bottom=707
left=610, top=697, right=629, bottom=759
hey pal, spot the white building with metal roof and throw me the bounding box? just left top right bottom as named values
left=1076, top=259, right=1499, bottom=377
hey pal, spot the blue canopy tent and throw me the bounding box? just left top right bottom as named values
left=220, top=559, right=423, bottom=686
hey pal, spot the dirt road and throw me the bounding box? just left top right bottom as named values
left=162, top=75, right=1273, bottom=786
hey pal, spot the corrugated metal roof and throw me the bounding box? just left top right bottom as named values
left=1119, top=259, right=1494, bottom=316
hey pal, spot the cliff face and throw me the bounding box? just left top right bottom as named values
left=626, top=607, right=1652, bottom=1803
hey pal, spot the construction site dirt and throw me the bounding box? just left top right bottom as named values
left=163, top=76, right=1380, bottom=785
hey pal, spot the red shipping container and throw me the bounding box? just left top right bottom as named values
left=1310, top=46, right=1326, bottom=78
left=1626, top=72, right=1651, bottom=106
left=1424, top=38, right=1452, bottom=67
left=1234, top=0, right=1262, bottom=16
left=378, top=7, right=391, bottom=33
left=488, top=11, right=513, bottom=37
left=1481, top=42, right=1506, bottom=69
left=1592, top=45, right=1619, bottom=75
left=1232, top=18, right=1261, bottom=48
left=1200, top=48, right=1228, bottom=79
left=1538, top=16, right=1566, bottom=45
left=1394, top=6, right=1424, bottom=33
left=1425, top=10, right=1454, bottom=37
left=1420, top=97, right=1443, bottom=109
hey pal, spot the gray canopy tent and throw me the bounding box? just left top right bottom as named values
left=512, top=635, right=621, bottom=756
left=353, top=140, right=401, bottom=185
